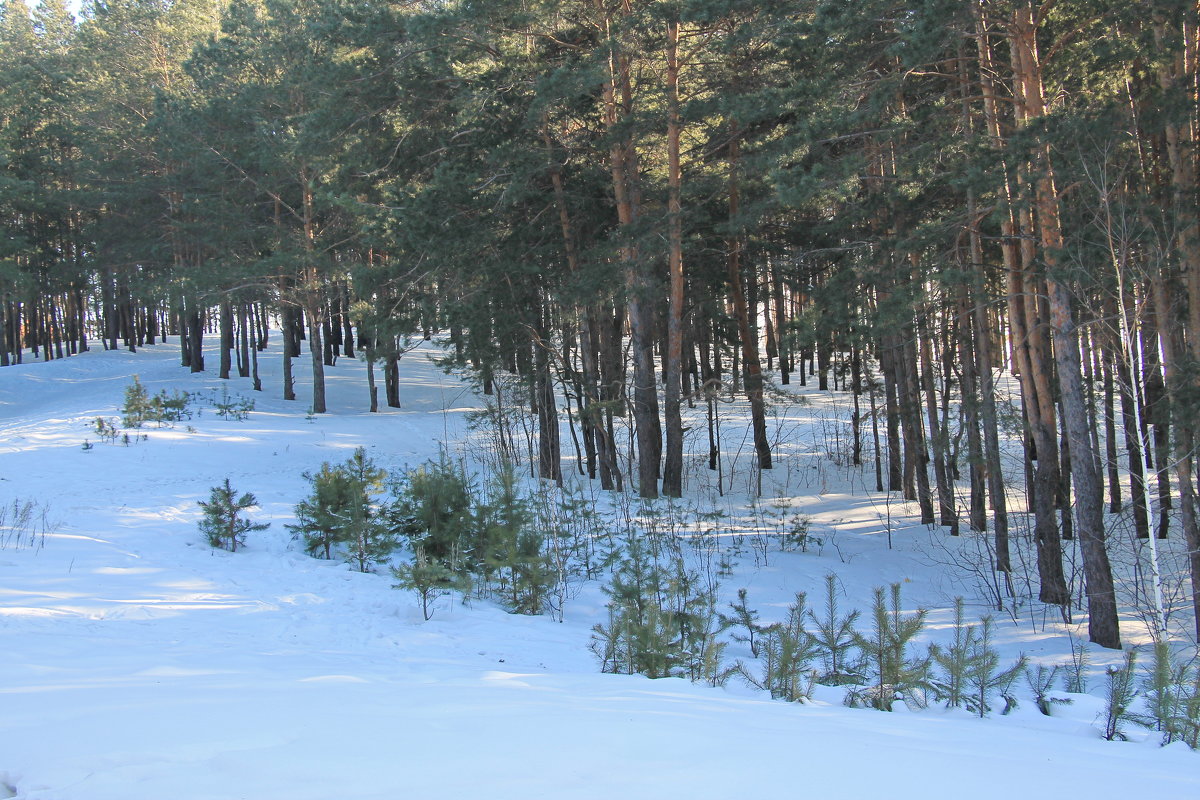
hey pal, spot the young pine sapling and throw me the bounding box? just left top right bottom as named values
left=720, top=587, right=770, bottom=658
left=737, top=592, right=820, bottom=702
left=849, top=583, right=930, bottom=711
left=808, top=573, right=861, bottom=686
left=198, top=478, right=269, bottom=552
left=1102, top=649, right=1140, bottom=742
left=1024, top=664, right=1072, bottom=716
left=961, top=616, right=1026, bottom=717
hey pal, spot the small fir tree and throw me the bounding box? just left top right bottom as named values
left=961, top=616, right=1026, bottom=717
left=737, top=592, right=821, bottom=702
left=289, top=448, right=391, bottom=569
left=1137, top=641, right=1200, bottom=748
left=1024, top=664, right=1072, bottom=716
left=478, top=464, right=554, bottom=614
left=1103, top=649, right=1140, bottom=741
left=198, top=478, right=269, bottom=552
left=290, top=462, right=359, bottom=560
left=339, top=448, right=393, bottom=573
left=929, top=598, right=976, bottom=710
left=808, top=573, right=862, bottom=685
left=122, top=375, right=153, bottom=428
left=849, top=583, right=930, bottom=710
left=720, top=587, right=770, bottom=658
left=121, top=376, right=191, bottom=427
left=1064, top=639, right=1090, bottom=694
left=590, top=538, right=721, bottom=681
left=392, top=545, right=469, bottom=620
left=386, top=452, right=478, bottom=573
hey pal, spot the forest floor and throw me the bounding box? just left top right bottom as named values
left=0, top=335, right=1197, bottom=799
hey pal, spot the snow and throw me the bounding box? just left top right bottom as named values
left=1, top=336, right=1196, bottom=799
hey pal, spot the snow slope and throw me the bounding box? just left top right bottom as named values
left=0, top=337, right=1196, bottom=799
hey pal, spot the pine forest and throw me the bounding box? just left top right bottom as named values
left=4, top=1, right=1200, bottom=792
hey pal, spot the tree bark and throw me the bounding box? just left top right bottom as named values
left=1011, top=5, right=1119, bottom=647
left=976, top=5, right=1066, bottom=604
left=727, top=133, right=771, bottom=472
left=597, top=0, right=659, bottom=496
left=219, top=297, right=233, bottom=380
left=662, top=17, right=685, bottom=498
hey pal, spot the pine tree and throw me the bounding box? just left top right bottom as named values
left=288, top=448, right=386, bottom=566
left=1102, top=649, right=1140, bottom=741
left=392, top=545, right=467, bottom=621
left=929, top=598, right=977, bottom=710
left=738, top=592, right=820, bottom=702
left=720, top=587, right=769, bottom=658
left=338, top=447, right=392, bottom=573
left=478, top=463, right=555, bottom=615
left=850, top=583, right=930, bottom=711
left=808, top=573, right=862, bottom=686
left=387, top=452, right=478, bottom=574
left=198, top=478, right=269, bottom=552
left=288, top=447, right=389, bottom=568
left=961, top=616, right=1025, bottom=717
left=120, top=375, right=152, bottom=427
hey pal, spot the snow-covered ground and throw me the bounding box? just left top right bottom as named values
left=1, top=336, right=1196, bottom=799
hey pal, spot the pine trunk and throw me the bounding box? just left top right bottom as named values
left=1011, top=6, right=1119, bottom=647
left=727, top=134, right=771, bottom=472
left=662, top=17, right=685, bottom=498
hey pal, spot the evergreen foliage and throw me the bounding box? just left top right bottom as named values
left=121, top=376, right=191, bottom=427
left=736, top=592, right=821, bottom=702
left=477, top=464, right=555, bottom=615
left=590, top=536, right=723, bottom=683
left=121, top=375, right=152, bottom=427
left=289, top=447, right=392, bottom=570
left=1137, top=642, right=1200, bottom=748
left=197, top=478, right=269, bottom=552
left=807, top=573, right=862, bottom=686
left=960, top=617, right=1025, bottom=718
left=848, top=584, right=930, bottom=711
left=387, top=452, right=478, bottom=575
left=1023, top=664, right=1072, bottom=717
left=1102, top=649, right=1140, bottom=742
left=1065, top=640, right=1091, bottom=694
left=928, top=599, right=1024, bottom=716
left=392, top=545, right=467, bottom=621
left=5, top=0, right=1200, bottom=652
left=720, top=587, right=770, bottom=658
left=928, top=598, right=975, bottom=711
left=212, top=386, right=254, bottom=421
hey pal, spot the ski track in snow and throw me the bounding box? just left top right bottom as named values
left=0, top=338, right=1196, bottom=799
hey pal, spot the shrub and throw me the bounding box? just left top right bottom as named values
left=0, top=499, right=56, bottom=551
